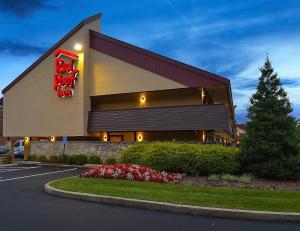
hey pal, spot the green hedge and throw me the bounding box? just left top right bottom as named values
left=28, top=154, right=38, bottom=161
left=105, top=156, right=117, bottom=164
left=68, top=155, right=88, bottom=165
left=88, top=155, right=102, bottom=164
left=120, top=142, right=240, bottom=175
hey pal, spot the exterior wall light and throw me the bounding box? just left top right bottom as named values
left=137, top=134, right=143, bottom=142
left=103, top=134, right=108, bottom=142
left=201, top=87, right=205, bottom=104
left=74, top=43, right=82, bottom=51
left=140, top=95, right=146, bottom=104
left=25, top=137, right=30, bottom=143
left=50, top=136, right=56, bottom=142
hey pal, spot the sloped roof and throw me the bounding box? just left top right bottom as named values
left=2, top=13, right=102, bottom=94
left=90, top=30, right=230, bottom=87
left=2, top=13, right=231, bottom=94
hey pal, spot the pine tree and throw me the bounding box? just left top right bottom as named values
left=240, top=57, right=300, bottom=179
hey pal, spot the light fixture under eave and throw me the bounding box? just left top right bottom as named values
left=25, top=137, right=30, bottom=142
left=103, top=133, right=108, bottom=142
left=50, top=136, right=55, bottom=142
left=137, top=134, right=143, bottom=142
left=140, top=95, right=146, bottom=104
left=74, top=43, right=82, bottom=51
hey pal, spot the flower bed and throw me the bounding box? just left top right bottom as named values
left=80, top=164, right=182, bottom=184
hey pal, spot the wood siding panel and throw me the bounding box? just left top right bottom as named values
left=88, top=104, right=232, bottom=134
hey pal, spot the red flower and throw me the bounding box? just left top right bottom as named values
left=80, top=164, right=182, bottom=184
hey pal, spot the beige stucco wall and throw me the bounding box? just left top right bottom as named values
left=3, top=18, right=100, bottom=137
left=91, top=88, right=203, bottom=111
left=89, top=50, right=186, bottom=96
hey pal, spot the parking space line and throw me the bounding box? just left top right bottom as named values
left=0, top=168, right=78, bottom=182
left=0, top=166, right=41, bottom=173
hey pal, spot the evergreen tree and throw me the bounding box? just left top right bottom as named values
left=240, top=57, right=300, bottom=179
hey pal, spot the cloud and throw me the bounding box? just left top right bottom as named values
left=108, top=11, right=300, bottom=122
left=0, top=0, right=56, bottom=18
left=0, top=39, right=47, bottom=56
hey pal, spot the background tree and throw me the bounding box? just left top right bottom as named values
left=240, top=57, right=300, bottom=179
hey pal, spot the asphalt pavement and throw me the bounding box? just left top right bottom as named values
left=0, top=164, right=299, bottom=231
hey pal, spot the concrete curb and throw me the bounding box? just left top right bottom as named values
left=44, top=180, right=300, bottom=222
left=0, top=163, right=18, bottom=167
left=37, top=163, right=86, bottom=168
left=20, top=161, right=86, bottom=168
left=18, top=161, right=41, bottom=164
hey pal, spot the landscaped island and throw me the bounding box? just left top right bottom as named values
left=50, top=177, right=300, bottom=213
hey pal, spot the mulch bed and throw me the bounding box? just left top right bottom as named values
left=182, top=176, right=300, bottom=191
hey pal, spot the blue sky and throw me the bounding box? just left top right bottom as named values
left=0, top=0, right=299, bottom=122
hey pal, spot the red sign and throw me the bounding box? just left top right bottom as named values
left=54, top=49, right=79, bottom=97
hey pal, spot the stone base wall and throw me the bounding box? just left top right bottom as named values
left=30, top=141, right=134, bottom=160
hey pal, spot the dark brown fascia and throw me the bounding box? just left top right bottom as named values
left=2, top=13, right=102, bottom=94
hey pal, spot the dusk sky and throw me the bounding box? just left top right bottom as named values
left=0, top=0, right=299, bottom=122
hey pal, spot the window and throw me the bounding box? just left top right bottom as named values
left=109, top=135, right=123, bottom=142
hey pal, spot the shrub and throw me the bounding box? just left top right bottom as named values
left=2, top=155, right=13, bottom=164
left=68, top=154, right=88, bottom=165
left=195, top=145, right=240, bottom=175
left=37, top=155, right=47, bottom=162
left=239, top=174, right=252, bottom=184
left=246, top=155, right=300, bottom=180
left=105, top=156, right=117, bottom=164
left=88, top=155, right=102, bottom=164
left=56, top=154, right=68, bottom=164
left=120, top=142, right=240, bottom=175
left=28, top=154, right=38, bottom=161
left=208, top=174, right=220, bottom=181
left=119, top=143, right=146, bottom=164
left=221, top=174, right=239, bottom=182
left=141, top=143, right=199, bottom=175
left=48, top=155, right=58, bottom=163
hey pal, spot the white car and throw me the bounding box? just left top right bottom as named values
left=14, top=140, right=24, bottom=156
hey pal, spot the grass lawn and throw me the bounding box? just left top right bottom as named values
left=51, top=177, right=300, bottom=212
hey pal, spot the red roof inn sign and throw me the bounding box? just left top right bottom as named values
left=54, top=49, right=79, bottom=97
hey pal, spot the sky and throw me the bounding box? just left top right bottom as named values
left=0, top=0, right=299, bottom=122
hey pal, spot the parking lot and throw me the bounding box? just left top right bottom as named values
left=0, top=165, right=78, bottom=182
left=0, top=164, right=299, bottom=231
